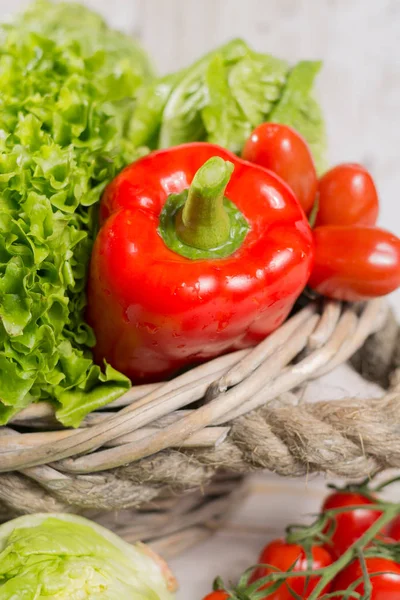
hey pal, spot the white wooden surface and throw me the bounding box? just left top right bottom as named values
left=0, top=1, right=399, bottom=596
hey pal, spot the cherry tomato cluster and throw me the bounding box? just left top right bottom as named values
left=202, top=482, right=400, bottom=600
left=242, top=124, right=400, bottom=302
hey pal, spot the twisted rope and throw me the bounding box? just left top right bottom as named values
left=0, top=300, right=398, bottom=518
left=2, top=391, right=399, bottom=514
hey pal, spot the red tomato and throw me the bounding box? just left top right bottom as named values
left=242, top=123, right=317, bottom=214
left=308, top=225, right=400, bottom=301
left=332, top=557, right=400, bottom=600
left=202, top=593, right=229, bottom=600
left=250, top=539, right=333, bottom=599
left=322, top=491, right=383, bottom=558
left=388, top=516, right=400, bottom=541
left=316, top=163, right=379, bottom=227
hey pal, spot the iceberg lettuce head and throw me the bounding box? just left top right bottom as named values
left=0, top=513, right=176, bottom=599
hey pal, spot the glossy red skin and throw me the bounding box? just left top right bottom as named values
left=249, top=539, right=333, bottom=599
left=242, top=123, right=318, bottom=215
left=332, top=557, right=400, bottom=600
left=388, top=516, right=400, bottom=541
left=308, top=225, right=400, bottom=301
left=202, top=593, right=229, bottom=600
left=316, top=163, right=379, bottom=227
left=87, top=143, right=314, bottom=382
left=323, top=491, right=383, bottom=558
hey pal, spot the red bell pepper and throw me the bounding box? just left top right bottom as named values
left=86, top=143, right=314, bottom=382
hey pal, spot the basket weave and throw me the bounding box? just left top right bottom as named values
left=1, top=297, right=399, bottom=557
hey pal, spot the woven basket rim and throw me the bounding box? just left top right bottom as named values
left=2, top=294, right=400, bottom=536
left=1, top=298, right=388, bottom=476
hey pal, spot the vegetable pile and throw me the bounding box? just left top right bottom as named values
left=0, top=513, right=176, bottom=598
left=0, top=0, right=328, bottom=424
left=202, top=478, right=400, bottom=599
left=87, top=126, right=400, bottom=385
left=1, top=0, right=400, bottom=425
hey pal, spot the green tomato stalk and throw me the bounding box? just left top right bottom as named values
left=213, top=496, right=400, bottom=599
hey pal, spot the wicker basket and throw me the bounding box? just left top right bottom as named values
left=1, top=297, right=399, bottom=558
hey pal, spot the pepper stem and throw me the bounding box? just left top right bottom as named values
left=176, top=157, right=234, bottom=250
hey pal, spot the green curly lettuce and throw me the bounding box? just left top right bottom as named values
left=0, top=1, right=154, bottom=426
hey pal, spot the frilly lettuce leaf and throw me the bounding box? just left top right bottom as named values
left=0, top=1, right=153, bottom=426
left=0, top=513, right=175, bottom=599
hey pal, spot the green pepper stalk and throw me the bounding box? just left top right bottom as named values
left=158, top=148, right=254, bottom=261
left=176, top=157, right=234, bottom=250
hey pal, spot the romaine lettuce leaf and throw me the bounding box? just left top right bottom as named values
left=203, top=51, right=288, bottom=153
left=229, top=52, right=288, bottom=127
left=136, top=40, right=326, bottom=168
left=130, top=72, right=185, bottom=148
left=0, top=1, right=153, bottom=425
left=0, top=513, right=176, bottom=599
left=269, top=61, right=327, bottom=173
left=202, top=54, right=253, bottom=153
left=158, top=38, right=249, bottom=148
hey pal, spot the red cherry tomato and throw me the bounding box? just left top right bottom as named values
left=322, top=491, right=383, bottom=558
left=388, top=516, right=400, bottom=541
left=202, top=593, right=229, bottom=600
left=316, top=163, right=379, bottom=227
left=242, top=123, right=317, bottom=214
left=250, top=539, right=334, bottom=599
left=332, top=557, right=400, bottom=600
left=308, top=225, right=400, bottom=301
